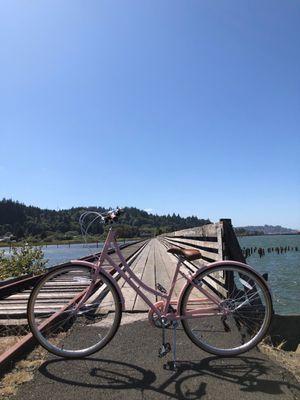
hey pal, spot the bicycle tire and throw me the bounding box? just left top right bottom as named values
left=27, top=264, right=122, bottom=358
left=180, top=263, right=273, bottom=356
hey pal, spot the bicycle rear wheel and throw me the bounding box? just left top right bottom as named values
left=28, top=264, right=122, bottom=358
left=180, top=263, right=273, bottom=356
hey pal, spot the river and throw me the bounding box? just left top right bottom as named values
left=238, top=235, right=300, bottom=315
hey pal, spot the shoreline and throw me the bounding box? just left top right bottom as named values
left=0, top=237, right=144, bottom=248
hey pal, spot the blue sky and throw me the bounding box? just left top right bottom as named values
left=0, top=1, right=299, bottom=228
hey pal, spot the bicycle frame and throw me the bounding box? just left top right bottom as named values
left=72, top=228, right=223, bottom=321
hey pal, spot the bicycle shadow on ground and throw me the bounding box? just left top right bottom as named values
left=38, top=355, right=299, bottom=400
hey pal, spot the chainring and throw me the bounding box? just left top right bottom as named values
left=148, top=301, right=173, bottom=328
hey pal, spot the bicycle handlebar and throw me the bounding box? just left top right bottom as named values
left=79, top=207, right=124, bottom=238
left=103, top=207, right=124, bottom=223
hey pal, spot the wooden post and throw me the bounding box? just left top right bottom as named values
left=220, top=219, right=246, bottom=263
left=219, top=218, right=247, bottom=295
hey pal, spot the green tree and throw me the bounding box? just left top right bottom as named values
left=0, top=199, right=210, bottom=241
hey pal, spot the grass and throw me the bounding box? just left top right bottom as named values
left=0, top=336, right=20, bottom=355
left=0, top=371, right=33, bottom=398
left=0, top=349, right=46, bottom=399
left=0, top=333, right=67, bottom=399
left=259, top=339, right=300, bottom=383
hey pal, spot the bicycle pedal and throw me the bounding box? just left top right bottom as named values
left=158, top=342, right=171, bottom=357
left=156, top=283, right=167, bottom=294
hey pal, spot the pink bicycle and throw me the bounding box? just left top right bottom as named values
left=28, top=208, right=273, bottom=369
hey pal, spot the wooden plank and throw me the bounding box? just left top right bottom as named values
left=154, top=240, right=182, bottom=298
left=154, top=240, right=171, bottom=298
left=121, top=242, right=151, bottom=311
left=6, top=293, right=81, bottom=300
left=133, top=240, right=156, bottom=311
left=166, top=223, right=219, bottom=238
left=165, top=238, right=219, bottom=250
left=0, top=304, right=66, bottom=310
left=0, top=319, right=28, bottom=325
left=163, top=236, right=218, bottom=252
left=103, top=241, right=151, bottom=312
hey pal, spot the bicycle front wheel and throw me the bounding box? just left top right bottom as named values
left=180, top=263, right=273, bottom=356
left=28, top=264, right=122, bottom=358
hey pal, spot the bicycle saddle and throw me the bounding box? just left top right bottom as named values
left=167, top=247, right=202, bottom=261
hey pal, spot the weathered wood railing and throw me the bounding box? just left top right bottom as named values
left=159, top=219, right=246, bottom=298
left=160, top=218, right=245, bottom=264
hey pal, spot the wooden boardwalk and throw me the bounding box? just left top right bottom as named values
left=1, top=219, right=235, bottom=326
left=0, top=231, right=226, bottom=325
left=121, top=238, right=199, bottom=311
left=0, top=237, right=206, bottom=331
left=1, top=230, right=226, bottom=325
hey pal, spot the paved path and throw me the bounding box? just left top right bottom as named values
left=13, top=315, right=299, bottom=400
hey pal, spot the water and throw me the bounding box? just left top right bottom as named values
left=40, top=243, right=105, bottom=267
left=238, top=235, right=300, bottom=315
left=1, top=241, right=132, bottom=268
left=1, top=243, right=106, bottom=268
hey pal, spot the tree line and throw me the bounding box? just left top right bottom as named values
left=0, top=199, right=210, bottom=241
